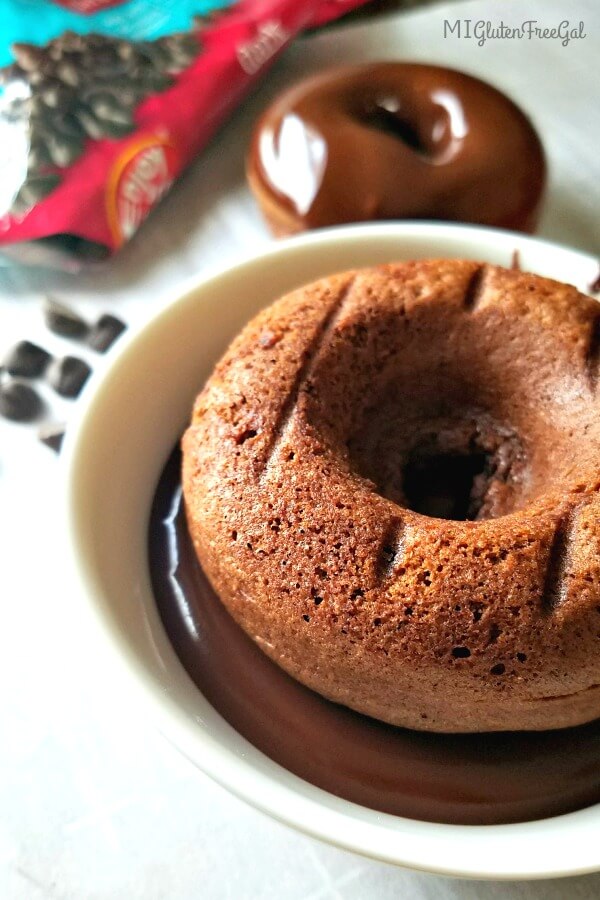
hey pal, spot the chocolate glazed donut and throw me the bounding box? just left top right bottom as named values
left=247, top=63, right=546, bottom=235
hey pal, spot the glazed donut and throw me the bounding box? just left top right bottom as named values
left=182, top=260, right=600, bottom=733
left=247, top=63, right=546, bottom=236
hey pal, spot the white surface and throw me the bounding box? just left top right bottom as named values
left=1, top=0, right=599, bottom=897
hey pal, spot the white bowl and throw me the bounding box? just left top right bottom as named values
left=63, top=223, right=600, bottom=881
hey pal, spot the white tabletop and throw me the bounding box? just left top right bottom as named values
left=1, top=0, right=600, bottom=897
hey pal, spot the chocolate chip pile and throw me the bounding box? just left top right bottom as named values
left=0, top=298, right=126, bottom=452
left=1, top=29, right=200, bottom=215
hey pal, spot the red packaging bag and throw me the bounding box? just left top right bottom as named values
left=0, top=0, right=366, bottom=265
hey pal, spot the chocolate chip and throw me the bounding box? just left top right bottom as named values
left=51, top=111, right=85, bottom=141
left=15, top=173, right=61, bottom=208
left=0, top=63, right=21, bottom=87
left=75, top=106, right=108, bottom=139
left=55, top=59, right=80, bottom=87
left=130, top=67, right=172, bottom=92
left=45, top=132, right=83, bottom=167
left=38, top=422, right=66, bottom=453
left=87, top=94, right=134, bottom=127
left=47, top=355, right=91, bottom=398
left=116, top=41, right=137, bottom=62
left=3, top=341, right=51, bottom=377
left=53, top=31, right=84, bottom=53
left=28, top=68, right=50, bottom=87
left=43, top=297, right=88, bottom=338
left=0, top=381, right=43, bottom=421
left=40, top=79, right=73, bottom=109
left=76, top=105, right=133, bottom=139
left=27, top=140, right=53, bottom=171
left=87, top=314, right=126, bottom=352
left=29, top=95, right=49, bottom=117
left=12, top=43, right=47, bottom=72
left=153, top=34, right=198, bottom=72
left=85, top=33, right=112, bottom=51
left=84, top=49, right=128, bottom=79
left=136, top=41, right=172, bottom=69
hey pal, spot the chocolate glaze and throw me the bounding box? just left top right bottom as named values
left=248, top=64, right=546, bottom=236
left=149, top=447, right=600, bottom=826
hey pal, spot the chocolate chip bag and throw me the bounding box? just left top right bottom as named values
left=0, top=0, right=364, bottom=266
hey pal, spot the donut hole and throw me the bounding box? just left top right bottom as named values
left=303, top=287, right=598, bottom=523
left=336, top=340, right=529, bottom=522
left=402, top=448, right=489, bottom=521
left=356, top=94, right=456, bottom=159
left=348, top=403, right=526, bottom=522
left=360, top=100, right=426, bottom=154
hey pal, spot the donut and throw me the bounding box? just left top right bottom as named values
left=247, top=63, right=546, bottom=237
left=182, top=260, right=600, bottom=733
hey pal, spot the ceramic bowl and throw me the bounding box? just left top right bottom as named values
left=63, top=223, right=600, bottom=880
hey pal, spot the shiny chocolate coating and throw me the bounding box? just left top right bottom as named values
left=247, top=63, right=546, bottom=235
left=149, top=448, right=600, bottom=826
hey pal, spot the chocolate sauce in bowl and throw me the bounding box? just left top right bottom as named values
left=149, top=447, right=600, bottom=826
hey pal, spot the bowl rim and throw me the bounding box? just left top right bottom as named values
left=62, top=221, right=600, bottom=881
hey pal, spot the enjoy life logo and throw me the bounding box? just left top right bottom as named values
left=443, top=19, right=587, bottom=47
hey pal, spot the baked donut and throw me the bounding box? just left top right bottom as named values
left=247, top=63, right=546, bottom=236
left=182, top=260, right=600, bottom=733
